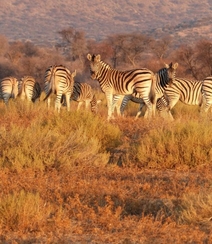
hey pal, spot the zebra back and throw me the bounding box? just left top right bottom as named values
left=0, top=76, right=19, bottom=104
left=18, top=76, right=41, bottom=102
left=164, top=78, right=203, bottom=106
left=43, top=65, right=76, bottom=112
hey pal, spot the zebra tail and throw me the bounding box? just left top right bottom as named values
left=43, top=88, right=52, bottom=101
left=11, top=79, right=18, bottom=99
left=43, top=67, right=56, bottom=101
left=17, top=79, right=25, bottom=98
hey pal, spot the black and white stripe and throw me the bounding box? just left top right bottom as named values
left=43, top=65, right=76, bottom=113
left=61, top=82, right=101, bottom=114
left=113, top=62, right=178, bottom=119
left=0, top=76, right=19, bottom=104
left=87, top=54, right=156, bottom=120
left=18, top=76, right=41, bottom=103
left=157, top=77, right=203, bottom=120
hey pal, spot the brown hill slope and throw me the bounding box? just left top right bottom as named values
left=0, top=0, right=212, bottom=46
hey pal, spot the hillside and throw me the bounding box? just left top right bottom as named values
left=0, top=0, right=212, bottom=46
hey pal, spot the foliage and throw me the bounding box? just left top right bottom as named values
left=0, top=101, right=212, bottom=242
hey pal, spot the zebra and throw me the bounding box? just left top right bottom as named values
left=87, top=54, right=156, bottom=120
left=0, top=76, right=19, bottom=104
left=18, top=76, right=41, bottom=103
left=156, top=77, right=204, bottom=120
left=114, top=62, right=179, bottom=119
left=61, top=82, right=101, bottom=114
left=201, top=76, right=212, bottom=113
left=43, top=65, right=76, bottom=113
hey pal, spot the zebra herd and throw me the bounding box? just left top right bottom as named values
left=0, top=65, right=100, bottom=114
left=0, top=54, right=212, bottom=120
left=87, top=53, right=212, bottom=120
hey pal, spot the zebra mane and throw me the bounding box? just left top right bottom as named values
left=100, top=60, right=112, bottom=70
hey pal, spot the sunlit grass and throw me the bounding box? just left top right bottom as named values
left=1, top=97, right=212, bottom=243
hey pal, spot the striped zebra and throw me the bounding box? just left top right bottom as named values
left=61, top=82, right=101, bottom=114
left=201, top=76, right=212, bottom=113
left=87, top=54, right=156, bottom=120
left=0, top=76, right=19, bottom=104
left=18, top=76, right=41, bottom=103
left=157, top=77, right=204, bottom=120
left=43, top=65, right=76, bottom=113
left=114, top=62, right=179, bottom=119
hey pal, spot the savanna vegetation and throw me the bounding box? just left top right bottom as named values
left=0, top=29, right=212, bottom=243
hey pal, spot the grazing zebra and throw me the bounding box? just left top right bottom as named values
left=43, top=65, right=76, bottom=113
left=114, top=62, right=179, bottom=119
left=61, top=82, right=101, bottom=114
left=157, top=77, right=204, bottom=120
left=18, top=76, right=41, bottom=103
left=0, top=76, right=19, bottom=104
left=201, top=76, right=212, bottom=113
left=87, top=54, right=156, bottom=120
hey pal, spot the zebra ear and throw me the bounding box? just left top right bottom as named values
left=164, top=63, right=169, bottom=68
left=72, top=70, right=77, bottom=78
left=96, top=54, right=101, bottom=62
left=87, top=54, right=92, bottom=61
left=173, top=63, right=179, bottom=69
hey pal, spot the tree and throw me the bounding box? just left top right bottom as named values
left=121, top=33, right=151, bottom=67
left=106, top=34, right=127, bottom=68
left=195, top=40, right=212, bottom=77
left=149, top=36, right=173, bottom=61
left=57, top=27, right=88, bottom=64
left=175, top=45, right=198, bottom=79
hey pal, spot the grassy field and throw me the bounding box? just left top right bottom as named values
left=0, top=95, right=212, bottom=243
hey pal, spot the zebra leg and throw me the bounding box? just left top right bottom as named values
left=135, top=101, right=145, bottom=120
left=106, top=92, right=114, bottom=120
left=85, top=100, right=90, bottom=110
left=201, top=95, right=212, bottom=114
left=112, top=95, right=124, bottom=116
left=77, top=101, right=83, bottom=111
left=166, top=98, right=179, bottom=120
left=55, top=95, right=62, bottom=113
left=120, top=95, right=131, bottom=116
left=143, top=100, right=153, bottom=119
left=3, top=94, right=10, bottom=105
left=65, top=94, right=71, bottom=112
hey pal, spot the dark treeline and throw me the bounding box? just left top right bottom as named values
left=0, top=27, right=211, bottom=89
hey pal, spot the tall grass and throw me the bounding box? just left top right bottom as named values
left=1, top=99, right=212, bottom=242
left=137, top=118, right=212, bottom=168
left=0, top=100, right=121, bottom=171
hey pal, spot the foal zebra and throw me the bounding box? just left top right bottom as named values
left=18, top=76, right=41, bottom=103
left=157, top=77, right=204, bottom=120
left=114, top=62, right=178, bottom=119
left=202, top=76, right=212, bottom=113
left=87, top=54, right=156, bottom=120
left=43, top=65, right=76, bottom=113
left=0, top=76, right=19, bottom=104
left=61, top=82, right=101, bottom=114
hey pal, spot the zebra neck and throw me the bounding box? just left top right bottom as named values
left=156, top=71, right=169, bottom=88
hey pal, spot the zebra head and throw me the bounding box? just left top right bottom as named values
left=165, top=62, right=178, bottom=85
left=87, top=54, right=101, bottom=79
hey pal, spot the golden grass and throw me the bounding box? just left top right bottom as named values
left=0, top=98, right=212, bottom=243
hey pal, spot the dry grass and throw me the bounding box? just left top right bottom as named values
left=0, top=98, right=212, bottom=243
